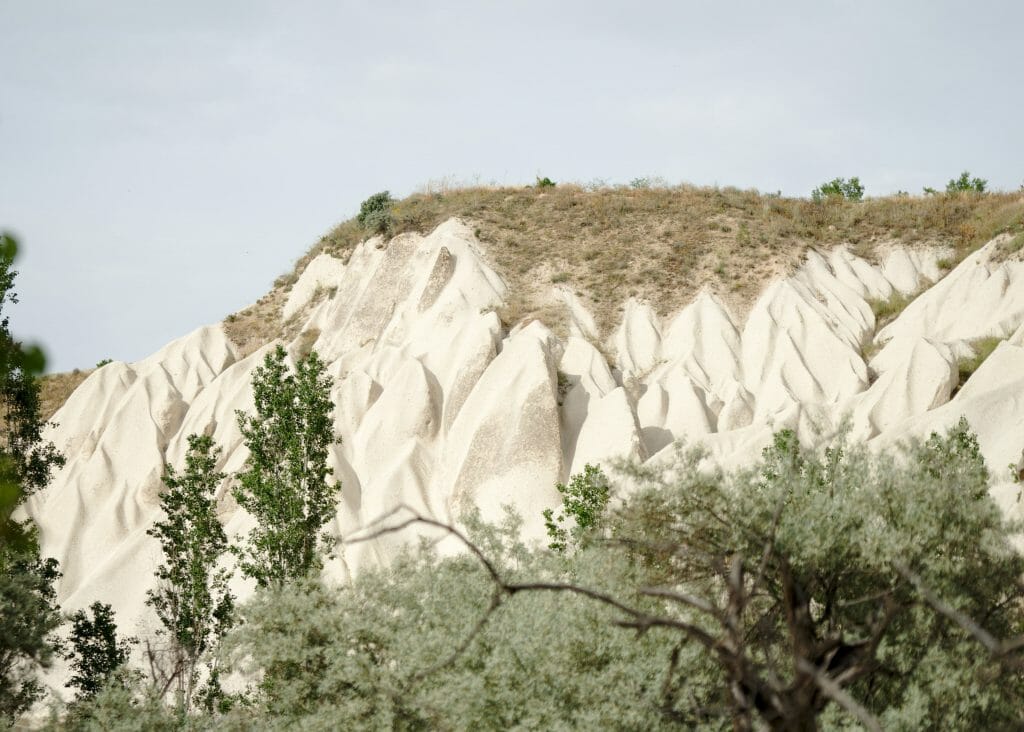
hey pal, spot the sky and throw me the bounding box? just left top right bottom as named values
left=1, top=1, right=1022, bottom=372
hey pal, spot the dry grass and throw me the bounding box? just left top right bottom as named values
left=299, top=185, right=1023, bottom=337
left=38, top=185, right=1024, bottom=417
left=39, top=368, right=93, bottom=422
left=222, top=287, right=291, bottom=360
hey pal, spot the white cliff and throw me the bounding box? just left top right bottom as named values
left=26, top=220, right=1024, bottom=646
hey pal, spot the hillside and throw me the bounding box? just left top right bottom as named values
left=26, top=183, right=1024, bottom=666
left=223, top=184, right=1024, bottom=356
left=40, top=185, right=1024, bottom=418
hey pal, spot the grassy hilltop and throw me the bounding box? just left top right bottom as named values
left=42, top=181, right=1024, bottom=418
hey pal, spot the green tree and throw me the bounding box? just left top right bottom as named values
left=947, top=170, right=988, bottom=193
left=221, top=420, right=1024, bottom=730
left=0, top=232, right=65, bottom=724
left=232, top=346, right=341, bottom=587
left=64, top=602, right=136, bottom=702
left=542, top=463, right=610, bottom=552
left=145, top=433, right=234, bottom=712
left=811, top=176, right=864, bottom=202
left=0, top=549, right=62, bottom=722
left=62, top=422, right=1024, bottom=730
left=609, top=419, right=1024, bottom=729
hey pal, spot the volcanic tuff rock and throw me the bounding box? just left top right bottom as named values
left=26, top=218, right=1024, bottom=644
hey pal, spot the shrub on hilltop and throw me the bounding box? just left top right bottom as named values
left=811, top=176, right=864, bottom=202
left=947, top=171, right=988, bottom=194
left=356, top=191, right=394, bottom=235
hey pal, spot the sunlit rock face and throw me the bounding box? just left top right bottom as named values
left=27, top=220, right=1024, bottom=643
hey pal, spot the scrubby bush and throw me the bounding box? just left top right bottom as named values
left=52, top=421, right=1024, bottom=730
left=356, top=191, right=394, bottom=235
left=534, top=176, right=556, bottom=189
left=947, top=171, right=988, bottom=193
left=811, top=176, right=864, bottom=202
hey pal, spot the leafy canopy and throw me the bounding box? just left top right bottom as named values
left=146, top=433, right=234, bottom=712
left=356, top=191, right=394, bottom=235
left=0, top=232, right=65, bottom=724
left=811, top=176, right=865, bottom=202
left=947, top=170, right=988, bottom=193
left=70, top=419, right=1024, bottom=730
left=232, top=345, right=341, bottom=587
left=542, top=463, right=610, bottom=552
left=64, top=602, right=136, bottom=702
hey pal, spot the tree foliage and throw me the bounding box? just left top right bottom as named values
left=232, top=345, right=341, bottom=587
left=356, top=191, right=394, bottom=235
left=146, top=433, right=234, bottom=711
left=811, top=177, right=864, bottom=202
left=947, top=171, right=988, bottom=193
left=64, top=602, right=136, bottom=702
left=542, top=463, right=610, bottom=552
left=0, top=549, right=62, bottom=722
left=609, top=418, right=1023, bottom=729
left=0, top=232, right=65, bottom=724
left=66, top=420, right=1023, bottom=730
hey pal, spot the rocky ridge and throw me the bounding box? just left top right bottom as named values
left=26, top=218, right=1024, bottom=645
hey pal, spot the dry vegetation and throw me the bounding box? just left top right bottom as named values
left=296, top=184, right=1024, bottom=339
left=39, top=184, right=1024, bottom=416
left=39, top=368, right=93, bottom=421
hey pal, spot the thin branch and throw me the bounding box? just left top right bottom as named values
left=639, top=586, right=722, bottom=619
left=347, top=504, right=503, bottom=585
left=894, top=562, right=1021, bottom=659
left=406, top=587, right=505, bottom=685
left=796, top=659, right=882, bottom=732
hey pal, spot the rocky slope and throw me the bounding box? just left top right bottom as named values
left=26, top=217, right=1024, bottom=648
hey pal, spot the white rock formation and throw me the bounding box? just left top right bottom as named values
left=25, top=221, right=1024, bottom=649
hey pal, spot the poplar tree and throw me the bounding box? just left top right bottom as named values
left=232, top=345, right=340, bottom=587
left=146, top=433, right=233, bottom=711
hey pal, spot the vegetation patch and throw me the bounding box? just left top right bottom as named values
left=867, top=289, right=917, bottom=329
left=957, top=335, right=1004, bottom=388
left=61, top=421, right=1024, bottom=730
left=294, top=185, right=1022, bottom=342
left=39, top=369, right=93, bottom=421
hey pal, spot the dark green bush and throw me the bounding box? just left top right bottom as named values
left=356, top=191, right=394, bottom=235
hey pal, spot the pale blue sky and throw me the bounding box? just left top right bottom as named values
left=2, top=1, right=1021, bottom=371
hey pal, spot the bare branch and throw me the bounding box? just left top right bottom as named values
left=347, top=505, right=504, bottom=586
left=406, top=588, right=505, bottom=685
left=797, top=659, right=882, bottom=732
left=894, top=562, right=1004, bottom=655
left=639, top=586, right=722, bottom=619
